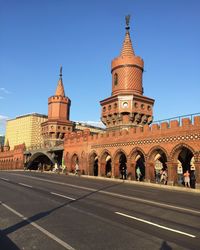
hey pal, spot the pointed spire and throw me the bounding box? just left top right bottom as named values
left=55, top=66, right=65, bottom=97
left=120, top=15, right=135, bottom=57
left=5, top=139, right=9, bottom=147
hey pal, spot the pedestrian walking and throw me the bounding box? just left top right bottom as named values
left=75, top=163, right=80, bottom=175
left=160, top=169, right=168, bottom=185
left=136, top=167, right=141, bottom=181
left=183, top=170, right=190, bottom=187
left=121, top=165, right=126, bottom=180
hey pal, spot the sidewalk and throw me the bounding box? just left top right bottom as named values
left=81, top=174, right=200, bottom=194
left=3, top=169, right=200, bottom=194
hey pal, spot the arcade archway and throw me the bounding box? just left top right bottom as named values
left=71, top=153, right=79, bottom=173
left=130, top=148, right=146, bottom=181
left=148, top=147, right=168, bottom=183
left=89, top=152, right=98, bottom=176
left=100, top=151, right=112, bottom=177
left=172, top=145, right=195, bottom=187
left=114, top=151, right=127, bottom=179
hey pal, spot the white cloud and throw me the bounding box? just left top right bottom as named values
left=0, top=88, right=11, bottom=94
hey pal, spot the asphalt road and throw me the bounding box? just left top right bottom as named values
left=0, top=171, right=200, bottom=250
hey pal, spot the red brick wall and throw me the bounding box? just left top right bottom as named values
left=0, top=144, right=25, bottom=170
left=64, top=116, right=200, bottom=185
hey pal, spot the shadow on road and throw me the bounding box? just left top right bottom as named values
left=0, top=230, right=20, bottom=250
left=159, top=241, right=172, bottom=250
left=1, top=181, right=123, bottom=245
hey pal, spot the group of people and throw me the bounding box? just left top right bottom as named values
left=52, top=162, right=66, bottom=173
left=52, top=162, right=195, bottom=188
left=52, top=162, right=81, bottom=175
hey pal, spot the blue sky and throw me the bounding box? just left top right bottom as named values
left=0, top=0, right=200, bottom=135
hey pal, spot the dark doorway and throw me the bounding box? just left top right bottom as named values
left=135, top=155, right=145, bottom=181
left=119, top=153, right=127, bottom=179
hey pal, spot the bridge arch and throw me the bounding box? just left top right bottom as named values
left=26, top=151, right=55, bottom=170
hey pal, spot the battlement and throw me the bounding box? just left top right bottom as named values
left=111, top=56, right=144, bottom=72
left=64, top=115, right=200, bottom=145
left=48, top=95, right=69, bottom=103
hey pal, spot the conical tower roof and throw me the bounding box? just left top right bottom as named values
left=55, top=66, right=65, bottom=97
left=5, top=139, right=9, bottom=147
left=111, top=15, right=144, bottom=96
left=120, top=31, right=135, bottom=57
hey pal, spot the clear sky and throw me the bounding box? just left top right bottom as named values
left=0, top=0, right=200, bottom=135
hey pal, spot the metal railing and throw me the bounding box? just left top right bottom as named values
left=152, top=112, right=200, bottom=126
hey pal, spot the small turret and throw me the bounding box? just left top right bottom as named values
left=4, top=139, right=10, bottom=151
left=41, top=66, right=74, bottom=147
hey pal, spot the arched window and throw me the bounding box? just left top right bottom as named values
left=114, top=73, right=118, bottom=86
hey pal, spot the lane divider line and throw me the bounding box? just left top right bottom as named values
left=18, top=183, right=32, bottom=188
left=0, top=177, right=9, bottom=181
left=50, top=192, right=76, bottom=201
left=115, top=211, right=196, bottom=238
left=0, top=201, right=75, bottom=250
left=101, top=191, right=200, bottom=215
left=11, top=173, right=200, bottom=215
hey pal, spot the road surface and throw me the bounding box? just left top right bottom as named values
left=0, top=171, right=199, bottom=249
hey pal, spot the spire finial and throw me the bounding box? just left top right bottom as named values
left=125, top=15, right=131, bottom=31
left=59, top=65, right=62, bottom=78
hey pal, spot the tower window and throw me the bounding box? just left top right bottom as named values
left=141, top=104, right=145, bottom=109
left=114, top=73, right=118, bottom=86
left=147, top=105, right=151, bottom=111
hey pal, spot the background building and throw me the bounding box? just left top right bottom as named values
left=75, top=122, right=105, bottom=134
left=5, top=113, right=47, bottom=149
left=0, top=136, right=5, bottom=146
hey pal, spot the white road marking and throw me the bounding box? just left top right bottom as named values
left=19, top=183, right=32, bottom=188
left=0, top=201, right=75, bottom=250
left=11, top=173, right=200, bottom=215
left=115, top=211, right=196, bottom=238
left=0, top=177, right=9, bottom=181
left=101, top=191, right=200, bottom=215
left=50, top=192, right=76, bottom=200
left=14, top=174, right=96, bottom=192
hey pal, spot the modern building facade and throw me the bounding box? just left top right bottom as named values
left=5, top=113, right=47, bottom=149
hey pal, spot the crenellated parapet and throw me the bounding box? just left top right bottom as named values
left=64, top=116, right=200, bottom=147
left=0, top=143, right=25, bottom=170
left=48, top=95, right=70, bottom=104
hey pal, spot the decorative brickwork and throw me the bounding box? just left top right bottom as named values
left=0, top=144, right=25, bottom=170
left=100, top=18, right=154, bottom=130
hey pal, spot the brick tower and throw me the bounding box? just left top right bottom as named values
left=100, top=16, right=154, bottom=130
left=41, top=67, right=74, bottom=147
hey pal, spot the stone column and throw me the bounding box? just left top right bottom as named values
left=167, top=162, right=177, bottom=186
left=194, top=162, right=200, bottom=189
left=101, top=162, right=106, bottom=177
left=126, top=159, right=134, bottom=180
left=146, top=161, right=154, bottom=182
left=131, top=162, right=136, bottom=180
left=114, top=163, right=120, bottom=178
